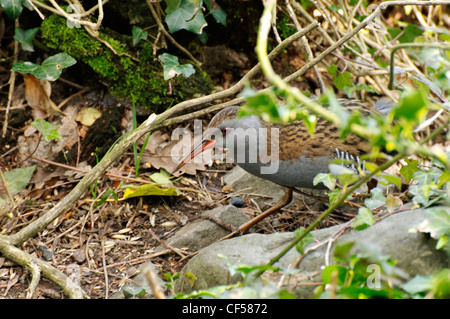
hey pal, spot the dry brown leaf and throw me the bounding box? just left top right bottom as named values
left=23, top=73, right=64, bottom=118
left=141, top=128, right=212, bottom=176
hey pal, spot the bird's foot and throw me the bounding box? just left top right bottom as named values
left=217, top=187, right=295, bottom=242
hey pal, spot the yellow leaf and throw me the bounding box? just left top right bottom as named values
left=76, top=107, right=102, bottom=126
left=123, top=184, right=178, bottom=199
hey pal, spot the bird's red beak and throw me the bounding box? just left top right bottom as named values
left=173, top=139, right=216, bottom=173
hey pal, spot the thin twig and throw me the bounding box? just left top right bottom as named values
left=146, top=0, right=201, bottom=66
left=2, top=20, right=19, bottom=138
left=388, top=42, right=450, bottom=90
left=147, top=228, right=187, bottom=258
left=101, top=239, right=109, bottom=299
left=143, top=264, right=165, bottom=299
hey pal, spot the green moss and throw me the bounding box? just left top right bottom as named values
left=40, top=14, right=213, bottom=112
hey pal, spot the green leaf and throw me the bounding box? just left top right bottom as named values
left=409, top=168, right=443, bottom=205
left=313, top=173, right=336, bottom=190
left=392, top=88, right=428, bottom=122
left=164, top=0, right=182, bottom=13
left=123, top=184, right=179, bottom=199
left=387, top=27, right=402, bottom=41
left=352, top=207, right=375, bottom=230
left=1, top=0, right=24, bottom=19
left=38, top=52, right=77, bottom=81
left=131, top=26, right=148, bottom=46
left=344, top=83, right=380, bottom=98
left=399, top=158, right=419, bottom=183
left=388, top=25, right=424, bottom=43
left=333, top=242, right=355, bottom=262
left=2, top=166, right=36, bottom=196
left=14, top=27, right=39, bottom=52
left=184, top=272, right=197, bottom=288
left=404, top=270, right=450, bottom=298
left=123, top=285, right=146, bottom=298
left=380, top=174, right=403, bottom=190
left=423, top=208, right=450, bottom=240
left=321, top=264, right=348, bottom=285
left=294, top=227, right=314, bottom=254
left=93, top=188, right=118, bottom=209
left=401, top=275, right=434, bottom=295
left=327, top=4, right=341, bottom=11
left=31, top=119, right=62, bottom=142
left=11, top=52, right=76, bottom=81
left=149, top=169, right=173, bottom=185
left=327, top=65, right=352, bottom=90
left=158, top=53, right=195, bottom=80
left=327, top=188, right=341, bottom=206
left=165, top=0, right=207, bottom=34
left=398, top=24, right=424, bottom=43
left=437, top=169, right=450, bottom=188
left=240, top=87, right=280, bottom=121
left=364, top=188, right=386, bottom=210
left=204, top=0, right=226, bottom=26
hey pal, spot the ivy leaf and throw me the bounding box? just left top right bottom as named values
left=352, top=207, right=375, bottom=230
left=294, top=227, right=314, bottom=254
left=327, top=65, right=353, bottom=90
left=204, top=0, right=226, bottom=26
left=131, top=26, right=148, bottom=46
left=380, top=174, right=403, bottom=191
left=12, top=52, right=76, bottom=81
left=0, top=0, right=25, bottom=19
left=399, top=158, right=419, bottom=183
left=313, top=173, right=336, bottom=190
left=421, top=208, right=450, bottom=240
left=364, top=188, right=386, bottom=210
left=392, top=88, right=428, bottom=122
left=388, top=25, right=424, bottom=43
left=333, top=242, right=355, bottom=263
left=385, top=194, right=403, bottom=214
left=149, top=169, right=173, bottom=185
left=158, top=53, right=195, bottom=80
left=165, top=0, right=207, bottom=34
left=408, top=168, right=443, bottom=205
left=416, top=208, right=450, bottom=252
left=239, top=87, right=280, bottom=122
left=398, top=24, right=424, bottom=43
left=31, top=119, right=62, bottom=142
left=2, top=166, right=36, bottom=196
left=321, top=264, right=348, bottom=285
left=401, top=275, right=434, bottom=295
left=14, top=27, right=39, bottom=52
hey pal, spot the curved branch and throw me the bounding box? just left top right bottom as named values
left=0, top=236, right=87, bottom=298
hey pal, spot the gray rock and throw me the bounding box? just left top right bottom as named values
left=175, top=207, right=449, bottom=298
left=161, top=205, right=249, bottom=253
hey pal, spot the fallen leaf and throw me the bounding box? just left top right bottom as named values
left=122, top=184, right=179, bottom=199
left=22, top=73, right=64, bottom=118
left=141, top=128, right=213, bottom=177
left=76, top=107, right=102, bottom=126
left=150, top=169, right=173, bottom=185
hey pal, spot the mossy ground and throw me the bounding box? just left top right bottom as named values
left=40, top=15, right=213, bottom=112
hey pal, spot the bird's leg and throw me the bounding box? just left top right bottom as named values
left=219, top=187, right=294, bottom=241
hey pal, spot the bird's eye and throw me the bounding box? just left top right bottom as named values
left=221, top=127, right=230, bottom=135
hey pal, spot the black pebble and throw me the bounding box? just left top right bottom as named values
left=230, top=196, right=245, bottom=207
